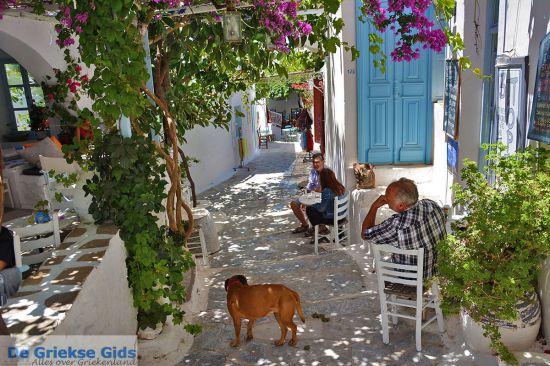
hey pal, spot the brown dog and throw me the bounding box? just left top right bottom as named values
left=224, top=275, right=305, bottom=347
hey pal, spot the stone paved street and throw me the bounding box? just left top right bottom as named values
left=179, top=142, right=485, bottom=366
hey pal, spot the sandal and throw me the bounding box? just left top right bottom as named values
left=304, top=228, right=315, bottom=237
left=309, top=237, right=331, bottom=244
left=319, top=228, right=331, bottom=236
left=292, top=226, right=309, bottom=234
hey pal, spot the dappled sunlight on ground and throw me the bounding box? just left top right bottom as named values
left=181, top=143, right=486, bottom=366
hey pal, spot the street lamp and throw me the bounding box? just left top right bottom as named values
left=222, top=0, right=242, bottom=43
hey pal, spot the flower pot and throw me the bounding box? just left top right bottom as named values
left=73, top=184, right=93, bottom=223
left=137, top=323, right=164, bottom=340
left=461, top=293, right=541, bottom=353
left=34, top=211, right=51, bottom=224
left=538, top=257, right=550, bottom=342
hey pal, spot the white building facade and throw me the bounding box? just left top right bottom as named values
left=325, top=0, right=550, bottom=242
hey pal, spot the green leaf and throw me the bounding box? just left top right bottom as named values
left=323, top=0, right=341, bottom=14
left=325, top=37, right=340, bottom=53
left=459, top=56, right=471, bottom=70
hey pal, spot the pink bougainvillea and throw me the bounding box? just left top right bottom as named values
left=361, top=0, right=447, bottom=62
left=55, top=6, right=91, bottom=50
left=253, top=0, right=313, bottom=53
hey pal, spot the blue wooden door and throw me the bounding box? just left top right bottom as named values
left=357, top=5, right=433, bottom=164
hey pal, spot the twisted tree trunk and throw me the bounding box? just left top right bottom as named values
left=139, top=84, right=194, bottom=243
left=178, top=147, right=197, bottom=208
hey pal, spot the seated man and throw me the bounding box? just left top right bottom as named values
left=0, top=226, right=22, bottom=335
left=361, top=178, right=446, bottom=279
left=290, top=153, right=328, bottom=234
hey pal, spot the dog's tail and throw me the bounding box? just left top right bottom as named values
left=292, top=291, right=306, bottom=323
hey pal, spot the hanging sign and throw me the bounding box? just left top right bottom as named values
left=528, top=32, right=550, bottom=144
left=443, top=60, right=461, bottom=140
left=494, top=56, right=528, bottom=155
left=447, top=137, right=459, bottom=174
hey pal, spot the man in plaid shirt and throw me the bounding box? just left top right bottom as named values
left=361, top=178, right=446, bottom=279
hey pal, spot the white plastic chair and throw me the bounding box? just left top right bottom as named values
left=39, top=155, right=81, bottom=212
left=3, top=180, right=14, bottom=208
left=314, top=192, right=350, bottom=254
left=186, top=226, right=208, bottom=266
left=360, top=207, right=376, bottom=272
left=372, top=244, right=445, bottom=352
left=12, top=212, right=61, bottom=266
left=12, top=230, right=28, bottom=273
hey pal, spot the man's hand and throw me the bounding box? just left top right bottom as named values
left=372, top=195, right=388, bottom=209
left=361, top=195, right=388, bottom=238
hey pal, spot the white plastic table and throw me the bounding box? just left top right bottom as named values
left=298, top=192, right=321, bottom=206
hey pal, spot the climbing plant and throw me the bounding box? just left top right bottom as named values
left=86, top=133, right=198, bottom=330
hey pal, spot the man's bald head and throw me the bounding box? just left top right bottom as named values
left=385, top=178, right=418, bottom=212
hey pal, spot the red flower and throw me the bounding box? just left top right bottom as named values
left=75, top=65, right=82, bottom=72
left=81, top=75, right=88, bottom=82
left=47, top=93, right=55, bottom=101
left=67, top=78, right=73, bottom=85
left=70, top=84, right=77, bottom=93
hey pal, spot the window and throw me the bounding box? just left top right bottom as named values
left=1, top=62, right=45, bottom=132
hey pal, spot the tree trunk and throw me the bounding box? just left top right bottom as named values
left=140, top=85, right=194, bottom=242
left=178, top=147, right=197, bottom=208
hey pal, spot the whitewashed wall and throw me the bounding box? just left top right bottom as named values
left=323, top=0, right=358, bottom=188
left=451, top=1, right=489, bottom=173
left=181, top=91, right=260, bottom=194
left=267, top=92, right=301, bottom=116
left=0, top=13, right=68, bottom=135
left=0, top=13, right=64, bottom=82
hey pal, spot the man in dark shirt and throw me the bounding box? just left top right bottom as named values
left=0, top=226, right=21, bottom=335
left=0, top=227, right=16, bottom=270
left=361, top=178, right=446, bottom=279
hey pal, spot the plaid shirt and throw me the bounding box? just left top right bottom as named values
left=364, top=199, right=446, bottom=279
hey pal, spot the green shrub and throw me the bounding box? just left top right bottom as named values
left=437, top=144, right=550, bottom=364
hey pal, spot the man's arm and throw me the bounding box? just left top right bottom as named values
left=361, top=195, right=387, bottom=240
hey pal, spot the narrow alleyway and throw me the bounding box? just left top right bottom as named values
left=179, top=142, right=472, bottom=366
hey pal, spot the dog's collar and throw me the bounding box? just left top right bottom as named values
left=226, top=278, right=244, bottom=291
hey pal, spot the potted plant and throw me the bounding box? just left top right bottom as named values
left=28, top=199, right=51, bottom=224
left=437, top=144, right=550, bottom=365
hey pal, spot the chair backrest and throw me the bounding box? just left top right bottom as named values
left=13, top=232, right=22, bottom=269
left=11, top=212, right=61, bottom=266
left=373, top=244, right=424, bottom=288
left=39, top=155, right=80, bottom=176
left=39, top=156, right=82, bottom=211
left=333, top=192, right=350, bottom=225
